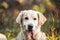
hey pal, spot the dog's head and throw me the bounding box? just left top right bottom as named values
left=16, top=10, right=46, bottom=35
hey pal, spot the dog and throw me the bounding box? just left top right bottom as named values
left=16, top=10, right=47, bottom=40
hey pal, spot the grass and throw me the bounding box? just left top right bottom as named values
left=5, top=32, right=60, bottom=40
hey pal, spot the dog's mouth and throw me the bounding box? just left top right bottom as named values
left=26, top=30, right=33, bottom=36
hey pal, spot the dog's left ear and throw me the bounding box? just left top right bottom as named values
left=38, top=12, right=47, bottom=25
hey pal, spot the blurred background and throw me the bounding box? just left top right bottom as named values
left=0, top=0, right=60, bottom=40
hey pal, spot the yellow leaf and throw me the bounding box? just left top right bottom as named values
left=33, top=5, right=39, bottom=11
left=1, top=2, right=9, bottom=9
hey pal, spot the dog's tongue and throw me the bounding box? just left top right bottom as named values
left=28, top=31, right=33, bottom=36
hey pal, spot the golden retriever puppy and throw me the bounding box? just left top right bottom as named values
left=16, top=10, right=47, bottom=40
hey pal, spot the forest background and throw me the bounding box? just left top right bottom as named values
left=0, top=0, right=60, bottom=40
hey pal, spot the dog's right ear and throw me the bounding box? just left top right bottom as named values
left=38, top=12, right=47, bottom=26
left=16, top=11, right=23, bottom=24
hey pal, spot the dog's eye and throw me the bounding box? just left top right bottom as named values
left=25, top=17, right=28, bottom=20
left=33, top=18, right=37, bottom=20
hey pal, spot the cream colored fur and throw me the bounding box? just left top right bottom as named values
left=16, top=10, right=47, bottom=40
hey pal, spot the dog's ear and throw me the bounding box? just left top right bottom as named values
left=38, top=12, right=47, bottom=25
left=16, top=11, right=23, bottom=24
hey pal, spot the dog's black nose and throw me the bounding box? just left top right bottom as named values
left=28, top=24, right=33, bottom=31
